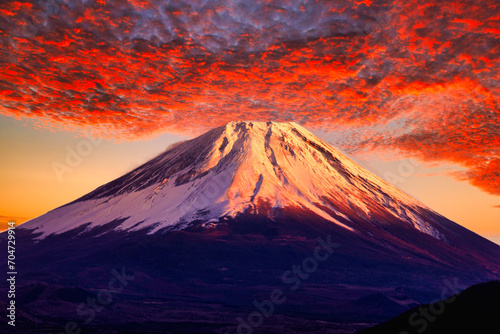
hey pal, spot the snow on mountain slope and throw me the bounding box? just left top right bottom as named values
left=21, top=121, right=445, bottom=239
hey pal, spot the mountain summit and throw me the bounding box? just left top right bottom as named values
left=25, top=121, right=443, bottom=239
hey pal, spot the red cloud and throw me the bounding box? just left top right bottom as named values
left=0, top=0, right=499, bottom=195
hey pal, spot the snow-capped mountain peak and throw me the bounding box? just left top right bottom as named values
left=21, top=121, right=444, bottom=239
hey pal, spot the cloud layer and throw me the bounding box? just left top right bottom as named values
left=0, top=0, right=499, bottom=195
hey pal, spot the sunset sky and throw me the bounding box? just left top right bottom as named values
left=0, top=0, right=498, bottom=242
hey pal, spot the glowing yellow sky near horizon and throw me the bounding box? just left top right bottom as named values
left=1, top=115, right=498, bottom=244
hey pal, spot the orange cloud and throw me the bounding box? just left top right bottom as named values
left=0, top=0, right=499, bottom=195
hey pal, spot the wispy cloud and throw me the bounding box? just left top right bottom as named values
left=0, top=215, right=30, bottom=231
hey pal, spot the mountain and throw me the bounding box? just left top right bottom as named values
left=3, top=121, right=500, bottom=333
left=358, top=281, right=500, bottom=334
left=19, top=121, right=464, bottom=240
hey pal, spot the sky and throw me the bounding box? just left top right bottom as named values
left=0, top=0, right=498, bottom=242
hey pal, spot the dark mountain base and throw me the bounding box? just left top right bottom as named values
left=1, top=212, right=499, bottom=334
left=358, top=281, right=500, bottom=334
